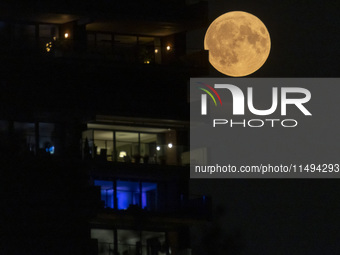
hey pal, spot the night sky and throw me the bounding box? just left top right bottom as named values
left=191, top=0, right=340, bottom=254
left=1, top=0, right=339, bottom=254
left=204, top=0, right=340, bottom=77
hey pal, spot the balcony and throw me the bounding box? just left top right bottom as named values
left=92, top=178, right=211, bottom=219
left=82, top=116, right=190, bottom=166
left=83, top=139, right=188, bottom=166
left=91, top=229, right=192, bottom=255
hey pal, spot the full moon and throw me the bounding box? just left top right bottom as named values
left=204, top=11, right=271, bottom=77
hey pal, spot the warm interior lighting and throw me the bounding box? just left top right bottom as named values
left=166, top=45, right=171, bottom=51
left=119, top=151, right=127, bottom=158
left=64, top=33, right=69, bottom=39
left=46, top=42, right=53, bottom=52
left=144, top=60, right=150, bottom=64
left=154, top=49, right=158, bottom=53
left=53, top=36, right=57, bottom=41
left=168, top=143, right=173, bottom=148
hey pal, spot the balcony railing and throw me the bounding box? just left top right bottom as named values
left=96, top=243, right=149, bottom=255
left=94, top=242, right=187, bottom=255
left=95, top=191, right=211, bottom=219
left=82, top=139, right=189, bottom=166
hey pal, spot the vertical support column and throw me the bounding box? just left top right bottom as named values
left=113, top=228, right=118, bottom=255
left=35, top=24, right=40, bottom=51
left=165, top=232, right=170, bottom=255
left=94, top=33, right=97, bottom=48
left=139, top=181, right=143, bottom=208
left=35, top=121, right=39, bottom=155
left=135, top=36, right=139, bottom=63
left=113, top=131, right=117, bottom=162
left=138, top=132, right=141, bottom=157
left=167, top=231, right=179, bottom=255
left=165, top=130, right=177, bottom=165
left=154, top=38, right=162, bottom=64
left=111, top=33, right=114, bottom=54
left=91, top=129, right=95, bottom=158
left=140, top=231, right=142, bottom=254
left=113, top=179, right=118, bottom=210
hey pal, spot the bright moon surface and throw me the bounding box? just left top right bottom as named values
left=204, top=11, right=271, bottom=77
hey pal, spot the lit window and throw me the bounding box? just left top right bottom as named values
left=94, top=180, right=158, bottom=211
left=94, top=180, right=114, bottom=209
left=117, top=180, right=140, bottom=210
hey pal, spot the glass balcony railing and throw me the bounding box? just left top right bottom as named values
left=82, top=139, right=189, bottom=166
left=95, top=242, right=175, bottom=255
left=94, top=181, right=211, bottom=218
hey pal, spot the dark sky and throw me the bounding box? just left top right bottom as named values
left=205, top=0, right=340, bottom=77
left=191, top=1, right=340, bottom=254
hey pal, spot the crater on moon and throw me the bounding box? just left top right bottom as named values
left=204, top=11, right=271, bottom=77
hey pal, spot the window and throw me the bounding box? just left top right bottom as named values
left=91, top=229, right=166, bottom=255
left=116, top=132, right=139, bottom=162
left=94, top=179, right=157, bottom=211
left=39, top=123, right=55, bottom=154
left=12, top=122, right=55, bottom=154
left=93, top=130, right=114, bottom=161
left=140, top=133, right=157, bottom=163
left=82, top=129, right=167, bottom=163
left=141, top=182, right=157, bottom=210
left=94, top=180, right=114, bottom=208
left=91, top=229, right=114, bottom=255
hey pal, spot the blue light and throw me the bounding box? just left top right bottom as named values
left=142, top=192, right=147, bottom=209
left=94, top=180, right=158, bottom=210
left=117, top=191, right=130, bottom=210
left=95, top=180, right=114, bottom=209
left=45, top=146, right=55, bottom=154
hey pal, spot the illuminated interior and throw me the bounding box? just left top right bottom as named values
left=86, top=33, right=156, bottom=64
left=94, top=180, right=158, bottom=210
left=83, top=129, right=163, bottom=163
left=91, top=229, right=166, bottom=255
left=11, top=122, right=55, bottom=154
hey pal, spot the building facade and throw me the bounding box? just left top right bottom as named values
left=0, top=1, right=211, bottom=254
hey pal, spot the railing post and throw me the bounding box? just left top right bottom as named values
left=113, top=228, right=118, bottom=255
